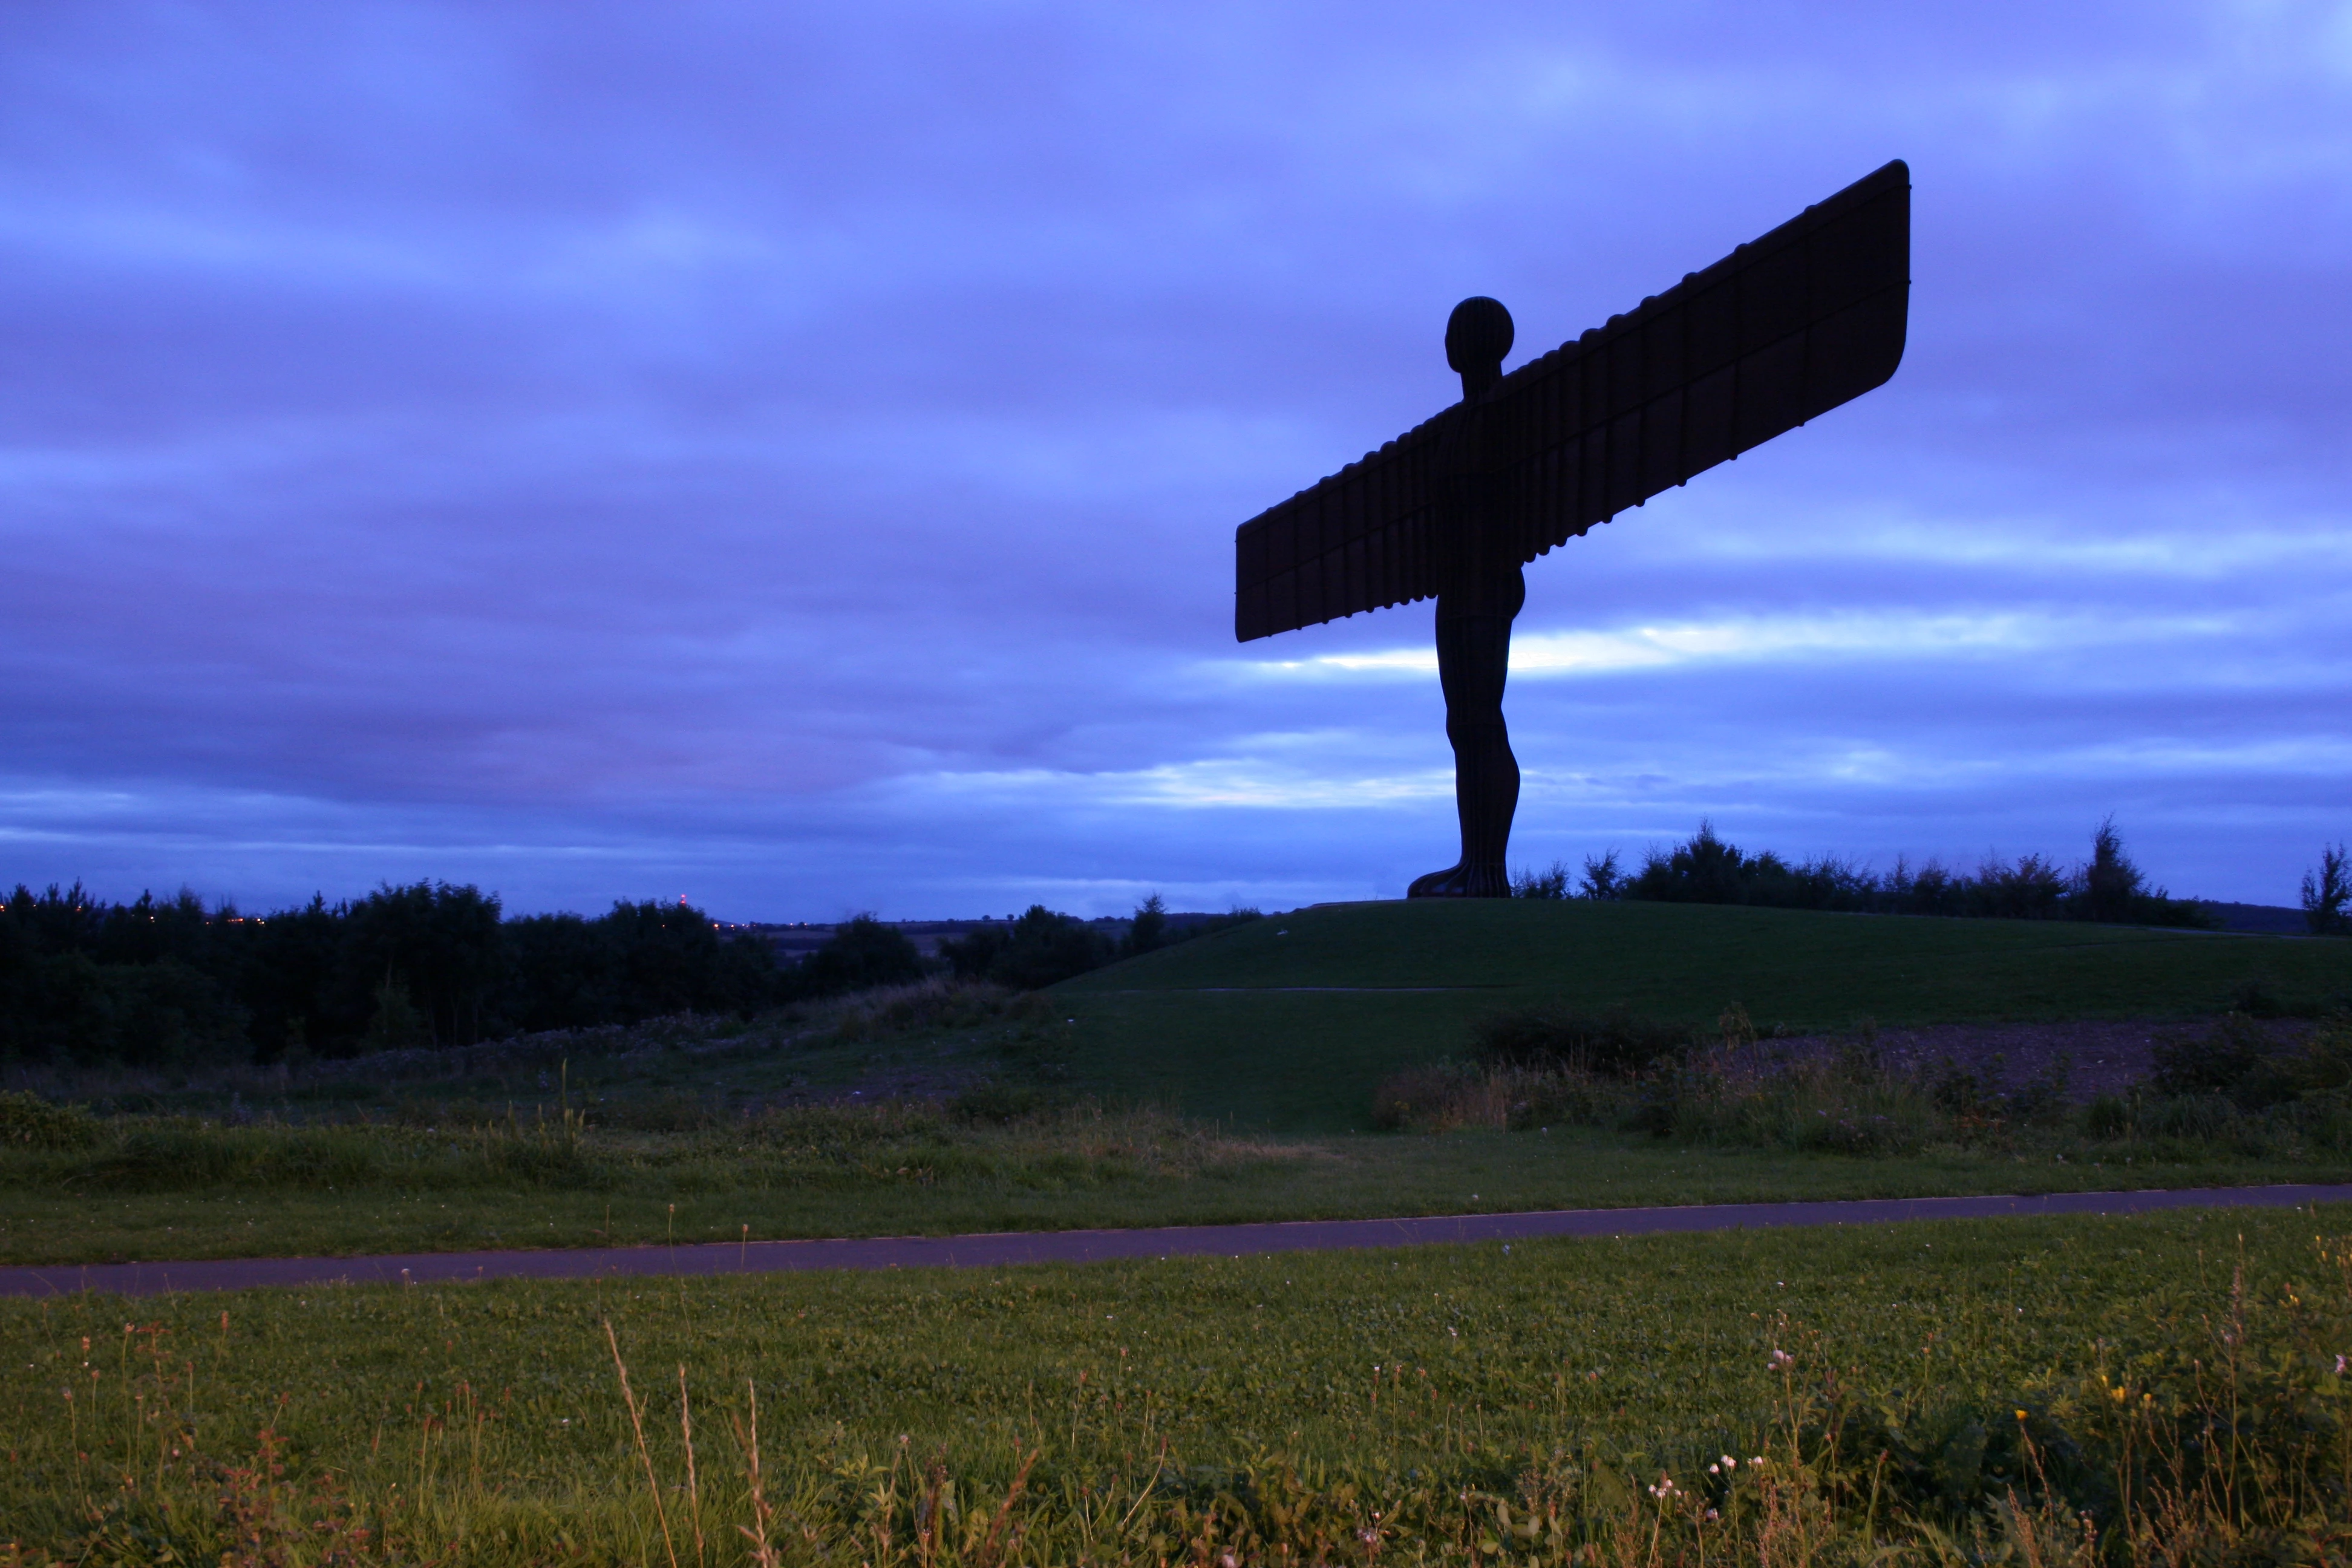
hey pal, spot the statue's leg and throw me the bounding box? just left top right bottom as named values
left=1409, top=573, right=1523, bottom=899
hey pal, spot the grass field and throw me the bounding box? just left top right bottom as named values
left=11, top=1115, right=2344, bottom=1267
left=4, top=903, right=2351, bottom=1266
left=1055, top=901, right=2352, bottom=1129
left=5, top=1204, right=2348, bottom=1563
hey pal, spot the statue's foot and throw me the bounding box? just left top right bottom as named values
left=1461, top=861, right=1512, bottom=898
left=1408, top=863, right=1469, bottom=898
left=1407, top=863, right=1512, bottom=899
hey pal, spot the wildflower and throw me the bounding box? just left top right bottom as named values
left=1708, top=1463, right=1719, bottom=1474
left=1722, top=1455, right=1737, bottom=1469
left=1768, top=1348, right=1794, bottom=1370
left=1706, top=1509, right=1719, bottom=1521
left=2337, top=1354, right=2347, bottom=1376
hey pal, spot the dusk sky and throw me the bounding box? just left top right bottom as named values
left=4, top=2, right=2348, bottom=920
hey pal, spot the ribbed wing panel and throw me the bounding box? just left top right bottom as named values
left=1493, top=158, right=1910, bottom=567
left=1232, top=414, right=1446, bottom=645
left=1233, top=159, right=1910, bottom=643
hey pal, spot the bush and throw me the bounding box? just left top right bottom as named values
left=792, top=915, right=926, bottom=998
left=1578, top=850, right=1624, bottom=900
left=1471, top=1004, right=1691, bottom=1076
left=2150, top=1014, right=2285, bottom=1102
left=0, top=1089, right=99, bottom=1150
left=1509, top=862, right=1570, bottom=899
left=822, top=976, right=1036, bottom=1042
left=942, top=905, right=1111, bottom=990
left=1581, top=819, right=2212, bottom=926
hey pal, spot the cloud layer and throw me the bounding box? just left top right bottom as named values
left=2, top=1, right=2347, bottom=915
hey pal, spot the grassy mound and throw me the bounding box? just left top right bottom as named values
left=1053, top=901, right=2352, bottom=1129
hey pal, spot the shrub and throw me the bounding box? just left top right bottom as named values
left=2150, top=1014, right=2284, bottom=1102
left=1578, top=849, right=1624, bottom=900
left=1471, top=1004, right=1690, bottom=1076
left=822, top=976, right=1036, bottom=1042
left=792, top=914, right=926, bottom=998
left=949, top=1082, right=1057, bottom=1125
left=0, top=1088, right=99, bottom=1150
left=1509, top=861, right=1570, bottom=899
left=2083, top=1093, right=2131, bottom=1139
left=1577, top=819, right=2212, bottom=926
left=944, top=906, right=1111, bottom=990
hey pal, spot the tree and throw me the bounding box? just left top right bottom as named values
left=1122, top=894, right=1168, bottom=956
left=970, top=905, right=1112, bottom=991
left=794, top=915, right=924, bottom=997
left=1627, top=822, right=1779, bottom=904
left=2077, top=816, right=2146, bottom=925
left=596, top=898, right=778, bottom=1021
left=2305, top=844, right=2351, bottom=936
left=339, top=881, right=507, bottom=1046
left=940, top=921, right=1011, bottom=981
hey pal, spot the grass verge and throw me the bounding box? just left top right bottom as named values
left=7, top=1106, right=2352, bottom=1266
left=5, top=1206, right=2350, bottom=1562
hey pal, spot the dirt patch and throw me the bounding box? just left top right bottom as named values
left=1753, top=1018, right=2318, bottom=1102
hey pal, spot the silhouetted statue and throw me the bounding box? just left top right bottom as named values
left=1233, top=161, right=1913, bottom=897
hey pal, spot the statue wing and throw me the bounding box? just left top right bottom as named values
left=1231, top=408, right=1450, bottom=644
left=1232, top=159, right=1910, bottom=644
left=1488, top=158, right=1910, bottom=568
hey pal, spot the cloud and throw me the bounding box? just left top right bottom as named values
left=0, top=0, right=2345, bottom=916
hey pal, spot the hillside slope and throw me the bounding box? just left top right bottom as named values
left=1051, top=900, right=2351, bottom=1129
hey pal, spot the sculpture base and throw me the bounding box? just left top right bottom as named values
left=1406, top=863, right=1512, bottom=899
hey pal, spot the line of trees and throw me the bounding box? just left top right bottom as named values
left=0, top=882, right=812, bottom=1068
left=0, top=881, right=1255, bottom=1069
left=1515, top=818, right=2221, bottom=927
left=935, top=898, right=1261, bottom=990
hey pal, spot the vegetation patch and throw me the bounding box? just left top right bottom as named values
left=3, top=1208, right=2350, bottom=1563
left=1380, top=1010, right=2352, bottom=1162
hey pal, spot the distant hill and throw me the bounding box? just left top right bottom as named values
left=2195, top=902, right=2313, bottom=936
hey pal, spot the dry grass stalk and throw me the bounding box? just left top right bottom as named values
left=603, top=1318, right=680, bottom=1568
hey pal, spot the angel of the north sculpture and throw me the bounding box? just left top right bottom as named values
left=1233, top=160, right=1910, bottom=897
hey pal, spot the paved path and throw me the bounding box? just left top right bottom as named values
left=7, top=1183, right=2350, bottom=1298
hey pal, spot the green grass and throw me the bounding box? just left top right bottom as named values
left=8, top=1109, right=2352, bottom=1267
left=3, top=910, right=2347, bottom=1269
left=5, top=1206, right=2348, bottom=1562
left=1056, top=901, right=2352, bottom=1128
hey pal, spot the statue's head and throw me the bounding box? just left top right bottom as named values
left=1445, top=296, right=1514, bottom=390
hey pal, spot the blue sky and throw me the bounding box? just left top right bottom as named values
left=2, top=2, right=2347, bottom=919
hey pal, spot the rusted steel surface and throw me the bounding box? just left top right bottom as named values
left=5, top=1182, right=2345, bottom=1298
left=1234, top=160, right=1910, bottom=642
